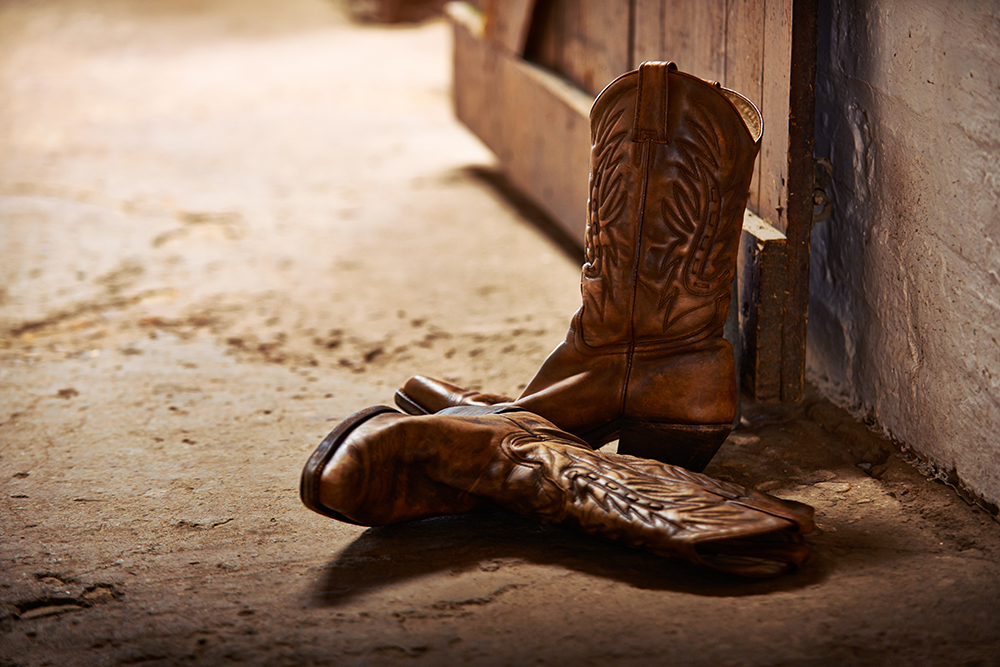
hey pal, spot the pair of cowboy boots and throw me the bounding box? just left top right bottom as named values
left=301, top=63, right=815, bottom=577
left=395, top=62, right=762, bottom=473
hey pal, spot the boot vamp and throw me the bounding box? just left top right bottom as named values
left=625, top=339, right=737, bottom=424
left=318, top=412, right=485, bottom=525
left=400, top=375, right=514, bottom=414
left=515, top=339, right=628, bottom=435
left=517, top=336, right=736, bottom=428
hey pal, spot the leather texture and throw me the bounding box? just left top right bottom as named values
left=302, top=406, right=815, bottom=578
left=396, top=63, right=763, bottom=469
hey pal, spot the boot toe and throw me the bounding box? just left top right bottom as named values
left=396, top=375, right=512, bottom=414
left=301, top=406, right=488, bottom=526
left=300, top=405, right=399, bottom=524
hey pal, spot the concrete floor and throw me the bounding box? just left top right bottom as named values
left=1, top=1, right=998, bottom=665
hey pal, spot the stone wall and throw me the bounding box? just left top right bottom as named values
left=809, top=0, right=1000, bottom=507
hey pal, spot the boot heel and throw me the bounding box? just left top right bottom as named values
left=616, top=420, right=733, bottom=472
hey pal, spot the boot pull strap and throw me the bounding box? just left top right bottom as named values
left=633, top=61, right=677, bottom=144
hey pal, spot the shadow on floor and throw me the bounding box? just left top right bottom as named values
left=307, top=510, right=878, bottom=606
left=462, top=165, right=586, bottom=266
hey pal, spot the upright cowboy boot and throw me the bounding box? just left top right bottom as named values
left=301, top=405, right=814, bottom=578
left=394, top=62, right=763, bottom=471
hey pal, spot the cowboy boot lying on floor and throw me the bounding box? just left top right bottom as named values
left=301, top=405, right=814, bottom=578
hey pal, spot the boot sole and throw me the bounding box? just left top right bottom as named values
left=299, top=405, right=400, bottom=524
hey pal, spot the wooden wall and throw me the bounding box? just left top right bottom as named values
left=452, top=0, right=817, bottom=401
left=524, top=0, right=810, bottom=239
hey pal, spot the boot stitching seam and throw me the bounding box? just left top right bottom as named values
left=620, top=139, right=652, bottom=418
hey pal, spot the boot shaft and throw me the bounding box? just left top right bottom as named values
left=581, top=62, right=762, bottom=349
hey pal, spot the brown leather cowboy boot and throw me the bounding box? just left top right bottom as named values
left=394, top=62, right=763, bottom=471
left=301, top=405, right=814, bottom=578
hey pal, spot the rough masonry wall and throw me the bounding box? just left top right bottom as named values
left=808, top=0, right=1000, bottom=507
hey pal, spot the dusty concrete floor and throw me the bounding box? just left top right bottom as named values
left=1, top=1, right=998, bottom=666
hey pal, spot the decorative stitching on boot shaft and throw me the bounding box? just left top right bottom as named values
left=495, top=414, right=814, bottom=575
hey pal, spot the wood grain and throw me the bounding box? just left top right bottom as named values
left=723, top=0, right=765, bottom=216
left=779, top=0, right=818, bottom=401
left=451, top=0, right=817, bottom=402
left=451, top=3, right=592, bottom=241
left=483, top=0, right=536, bottom=54
left=652, top=0, right=727, bottom=82
left=738, top=211, right=787, bottom=402
left=525, top=0, right=631, bottom=95
left=759, top=0, right=793, bottom=233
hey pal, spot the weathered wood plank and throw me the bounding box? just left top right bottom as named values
left=451, top=0, right=814, bottom=401
left=482, top=0, right=536, bottom=55
left=450, top=4, right=501, bottom=152
left=686, top=1, right=728, bottom=81
left=660, top=0, right=727, bottom=82
left=779, top=0, right=818, bottom=401
left=578, top=1, right=633, bottom=90
left=738, top=210, right=787, bottom=402
left=724, top=0, right=765, bottom=217
left=633, top=0, right=664, bottom=66
left=450, top=2, right=592, bottom=241
left=759, top=0, right=793, bottom=233
left=525, top=0, right=631, bottom=95
left=634, top=0, right=727, bottom=81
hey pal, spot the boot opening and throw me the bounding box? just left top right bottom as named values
left=693, top=531, right=810, bottom=578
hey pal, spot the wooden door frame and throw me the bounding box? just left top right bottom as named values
left=448, top=0, right=817, bottom=402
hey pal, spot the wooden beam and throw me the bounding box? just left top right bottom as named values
left=482, top=0, right=536, bottom=55
left=723, top=0, right=766, bottom=217
left=779, top=0, right=818, bottom=401
left=634, top=0, right=727, bottom=83
left=759, top=0, right=792, bottom=233
left=449, top=1, right=809, bottom=401
left=450, top=2, right=592, bottom=241
left=738, top=211, right=787, bottom=402
left=522, top=0, right=631, bottom=96
left=632, top=0, right=665, bottom=66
